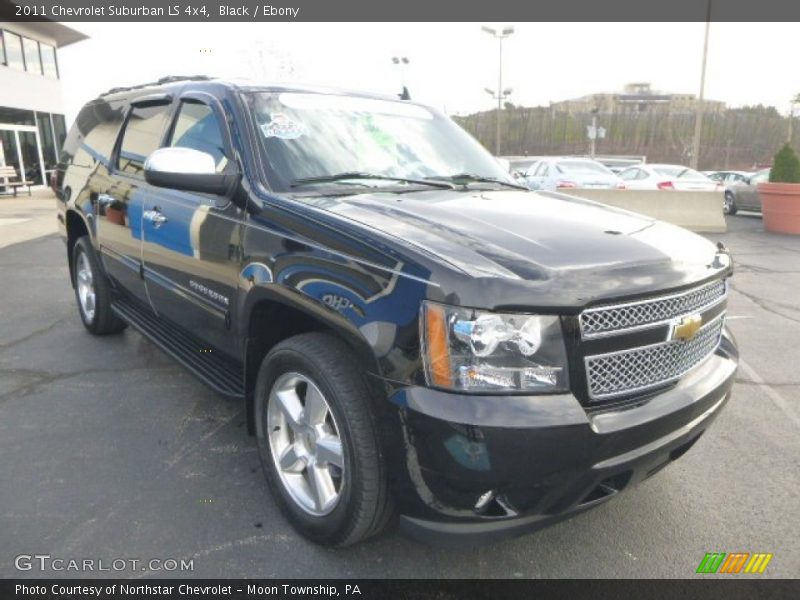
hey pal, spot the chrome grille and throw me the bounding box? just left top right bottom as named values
left=580, top=279, right=726, bottom=339
left=585, top=315, right=725, bottom=400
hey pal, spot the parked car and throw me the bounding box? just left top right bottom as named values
left=503, top=156, right=542, bottom=180
left=56, top=77, right=738, bottom=547
left=524, top=157, right=624, bottom=190
left=619, top=164, right=722, bottom=191
left=706, top=170, right=751, bottom=185
left=724, top=168, right=770, bottom=215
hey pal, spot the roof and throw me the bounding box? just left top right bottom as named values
left=15, top=21, right=89, bottom=48
left=97, top=76, right=423, bottom=105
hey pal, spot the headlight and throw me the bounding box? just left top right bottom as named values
left=420, top=301, right=570, bottom=393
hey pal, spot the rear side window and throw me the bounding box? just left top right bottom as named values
left=117, top=102, right=171, bottom=177
left=63, top=101, right=125, bottom=167
left=168, top=101, right=228, bottom=172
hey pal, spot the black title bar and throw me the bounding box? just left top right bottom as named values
left=2, top=0, right=800, bottom=22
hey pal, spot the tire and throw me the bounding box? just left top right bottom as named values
left=254, top=332, right=393, bottom=546
left=72, top=236, right=126, bottom=335
left=724, top=192, right=738, bottom=216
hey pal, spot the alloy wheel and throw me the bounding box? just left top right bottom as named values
left=76, top=251, right=96, bottom=322
left=267, top=372, right=345, bottom=516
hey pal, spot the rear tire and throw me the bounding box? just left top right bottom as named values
left=254, top=332, right=393, bottom=546
left=72, top=236, right=126, bottom=335
left=724, top=192, right=738, bottom=215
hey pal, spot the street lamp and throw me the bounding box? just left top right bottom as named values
left=690, top=0, right=712, bottom=169
left=482, top=25, right=514, bottom=156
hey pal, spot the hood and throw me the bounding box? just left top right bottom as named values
left=297, top=189, right=729, bottom=308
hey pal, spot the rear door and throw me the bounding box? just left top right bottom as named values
left=98, top=95, right=173, bottom=306
left=140, top=93, right=243, bottom=358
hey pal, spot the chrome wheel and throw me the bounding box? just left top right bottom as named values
left=267, top=372, right=345, bottom=516
left=76, top=251, right=96, bottom=322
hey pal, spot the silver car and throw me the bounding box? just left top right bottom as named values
left=725, top=168, right=769, bottom=215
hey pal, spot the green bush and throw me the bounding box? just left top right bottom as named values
left=769, top=143, right=800, bottom=183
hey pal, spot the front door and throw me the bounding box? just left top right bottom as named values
left=99, top=98, right=173, bottom=306
left=140, top=97, right=243, bottom=358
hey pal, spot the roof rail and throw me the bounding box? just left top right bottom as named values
left=99, top=75, right=213, bottom=98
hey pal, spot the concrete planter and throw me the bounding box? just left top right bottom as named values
left=758, top=182, right=800, bottom=234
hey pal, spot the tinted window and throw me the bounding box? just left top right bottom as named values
left=3, top=31, right=24, bottom=71
left=22, top=37, right=41, bottom=74
left=558, top=160, right=613, bottom=175
left=117, top=103, right=171, bottom=177
left=40, top=43, right=58, bottom=78
left=169, top=101, right=227, bottom=171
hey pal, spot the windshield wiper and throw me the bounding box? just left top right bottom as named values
left=291, top=172, right=455, bottom=190
left=427, top=173, right=529, bottom=190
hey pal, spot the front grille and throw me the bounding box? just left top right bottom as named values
left=584, top=315, right=725, bottom=400
left=580, top=279, right=726, bottom=339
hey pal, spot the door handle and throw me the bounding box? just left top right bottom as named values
left=143, top=208, right=168, bottom=228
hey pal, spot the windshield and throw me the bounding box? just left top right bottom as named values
left=557, top=160, right=614, bottom=175
left=653, top=166, right=708, bottom=180
left=247, top=92, right=512, bottom=192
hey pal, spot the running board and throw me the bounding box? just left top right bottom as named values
left=112, top=296, right=245, bottom=398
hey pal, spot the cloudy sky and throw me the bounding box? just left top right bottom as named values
left=59, top=22, right=799, bottom=124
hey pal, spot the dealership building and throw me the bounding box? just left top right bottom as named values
left=0, top=21, right=87, bottom=189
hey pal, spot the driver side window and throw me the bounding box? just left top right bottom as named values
left=168, top=100, right=228, bottom=172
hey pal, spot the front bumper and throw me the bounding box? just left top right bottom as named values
left=387, top=327, right=738, bottom=545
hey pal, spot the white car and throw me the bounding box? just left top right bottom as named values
left=619, top=164, right=723, bottom=191
left=524, top=157, right=624, bottom=191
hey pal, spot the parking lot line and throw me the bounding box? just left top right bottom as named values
left=739, top=359, right=800, bottom=429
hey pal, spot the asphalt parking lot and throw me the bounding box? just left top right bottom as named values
left=0, top=203, right=798, bottom=578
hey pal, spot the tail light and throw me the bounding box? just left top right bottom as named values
left=657, top=181, right=675, bottom=190
left=615, top=182, right=626, bottom=190
left=49, top=171, right=58, bottom=194
left=556, top=181, right=577, bottom=189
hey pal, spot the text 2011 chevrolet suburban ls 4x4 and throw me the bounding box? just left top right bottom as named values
left=56, top=77, right=738, bottom=546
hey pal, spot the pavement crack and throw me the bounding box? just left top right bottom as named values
left=729, top=282, right=800, bottom=325
left=0, top=313, right=74, bottom=352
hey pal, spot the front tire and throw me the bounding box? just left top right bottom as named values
left=724, top=192, right=738, bottom=215
left=72, top=236, right=126, bottom=335
left=254, top=332, right=393, bottom=546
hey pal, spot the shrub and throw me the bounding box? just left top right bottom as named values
left=769, top=143, right=800, bottom=183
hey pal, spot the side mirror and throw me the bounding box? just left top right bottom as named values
left=144, top=147, right=239, bottom=196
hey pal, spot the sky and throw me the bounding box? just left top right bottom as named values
left=58, top=22, right=799, bottom=125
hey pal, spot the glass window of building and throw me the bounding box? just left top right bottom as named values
left=36, top=112, right=57, bottom=171
left=22, top=36, right=41, bottom=75
left=52, top=114, right=67, bottom=151
left=0, top=106, right=36, bottom=126
left=40, top=43, right=58, bottom=78
left=3, top=30, right=25, bottom=71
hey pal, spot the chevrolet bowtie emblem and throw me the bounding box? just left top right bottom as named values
left=671, top=314, right=703, bottom=341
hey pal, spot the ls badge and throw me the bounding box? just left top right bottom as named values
left=671, top=314, right=703, bottom=341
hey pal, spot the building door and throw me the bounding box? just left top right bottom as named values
left=0, top=125, right=44, bottom=186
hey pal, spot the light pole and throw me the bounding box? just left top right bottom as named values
left=482, top=25, right=514, bottom=156
left=690, top=0, right=712, bottom=170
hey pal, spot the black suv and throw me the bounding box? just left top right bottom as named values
left=56, top=77, right=738, bottom=546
